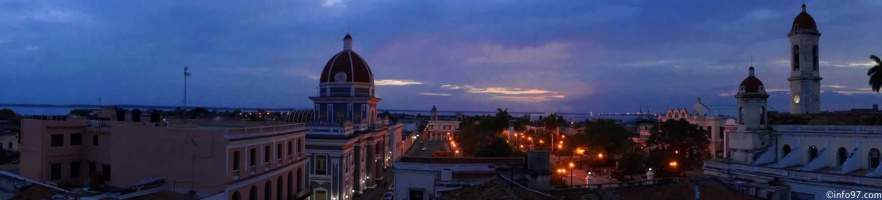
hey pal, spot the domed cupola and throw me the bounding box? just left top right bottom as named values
left=319, top=34, right=375, bottom=84
left=736, top=66, right=769, bottom=97
left=789, top=4, right=819, bottom=36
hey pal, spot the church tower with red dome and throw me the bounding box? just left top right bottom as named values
left=729, top=67, right=771, bottom=163
left=788, top=4, right=823, bottom=114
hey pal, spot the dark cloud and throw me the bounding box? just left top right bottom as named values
left=1, top=0, right=881, bottom=113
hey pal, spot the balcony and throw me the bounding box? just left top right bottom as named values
left=264, top=162, right=270, bottom=170
left=233, top=170, right=240, bottom=181
left=249, top=166, right=256, bottom=175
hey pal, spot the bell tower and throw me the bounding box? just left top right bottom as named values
left=729, top=67, right=771, bottom=163
left=788, top=4, right=822, bottom=114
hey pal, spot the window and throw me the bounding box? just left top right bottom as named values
left=70, top=162, right=80, bottom=178
left=316, top=155, right=327, bottom=174
left=409, top=189, right=424, bottom=200
left=287, top=141, right=292, bottom=156
left=298, top=139, right=303, bottom=153
left=50, top=163, right=61, bottom=180
left=760, top=107, right=766, bottom=125
left=93, top=135, right=99, bottom=146
left=812, top=45, right=819, bottom=71
left=837, top=147, right=848, bottom=166
left=51, top=134, right=63, bottom=147
left=232, top=192, right=241, bottom=200
left=250, top=148, right=256, bottom=167
left=718, top=127, right=724, bottom=139
left=277, top=144, right=282, bottom=159
left=264, top=181, right=272, bottom=200
left=870, top=148, right=880, bottom=169
left=103, top=164, right=111, bottom=181
left=738, top=107, right=744, bottom=125
left=792, top=45, right=800, bottom=71
left=782, top=145, right=791, bottom=158
left=315, top=190, right=327, bottom=200
left=70, top=133, right=82, bottom=146
left=808, top=146, right=818, bottom=161
left=89, top=163, right=96, bottom=174
left=264, top=146, right=271, bottom=165
left=7, top=142, right=11, bottom=149
left=233, top=151, right=240, bottom=171
left=249, top=186, right=257, bottom=200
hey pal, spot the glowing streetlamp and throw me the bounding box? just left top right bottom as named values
left=598, top=153, right=604, bottom=159
left=568, top=162, right=574, bottom=187
left=669, top=161, right=678, bottom=168
left=576, top=148, right=586, bottom=168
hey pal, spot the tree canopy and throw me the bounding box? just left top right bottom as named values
left=646, top=119, right=709, bottom=168
left=0, top=109, right=17, bottom=120
left=567, top=119, right=634, bottom=155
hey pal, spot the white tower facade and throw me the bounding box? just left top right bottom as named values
left=788, top=4, right=822, bottom=114
left=729, top=67, right=772, bottom=163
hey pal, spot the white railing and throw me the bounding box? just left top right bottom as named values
left=705, top=160, right=882, bottom=187
left=773, top=125, right=882, bottom=134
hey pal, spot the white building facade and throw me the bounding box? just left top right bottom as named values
left=705, top=5, right=882, bottom=200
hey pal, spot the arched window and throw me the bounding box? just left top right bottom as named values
left=265, top=181, right=272, bottom=200
left=232, top=192, right=241, bottom=200
left=738, top=107, right=744, bottom=125
left=870, top=148, right=880, bottom=169
left=760, top=107, right=766, bottom=125
left=782, top=145, right=791, bottom=158
left=837, top=147, right=848, bottom=166
left=808, top=146, right=818, bottom=161
left=812, top=45, right=819, bottom=71
left=792, top=45, right=800, bottom=71
left=249, top=186, right=257, bottom=200
left=277, top=176, right=283, bottom=200
left=288, top=172, right=294, bottom=198
left=297, top=168, right=303, bottom=193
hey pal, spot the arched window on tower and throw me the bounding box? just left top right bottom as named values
left=738, top=107, right=744, bottom=125
left=837, top=147, right=848, bottom=167
left=792, top=45, right=800, bottom=71
left=870, top=148, right=880, bottom=169
left=813, top=45, right=819, bottom=71
left=760, top=106, right=766, bottom=125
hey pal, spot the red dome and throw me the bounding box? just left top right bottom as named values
left=791, top=4, right=817, bottom=32
left=740, top=67, right=764, bottom=93
left=319, top=35, right=374, bottom=84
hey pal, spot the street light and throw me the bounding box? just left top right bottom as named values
left=568, top=162, right=575, bottom=187
left=598, top=153, right=604, bottom=159
left=669, top=161, right=678, bottom=168
left=576, top=148, right=585, bottom=168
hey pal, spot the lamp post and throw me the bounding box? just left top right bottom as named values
left=568, top=162, right=575, bottom=187
left=576, top=148, right=585, bottom=169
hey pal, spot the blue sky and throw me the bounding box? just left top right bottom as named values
left=2, top=0, right=882, bottom=113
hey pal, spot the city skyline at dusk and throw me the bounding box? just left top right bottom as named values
left=3, top=1, right=882, bottom=113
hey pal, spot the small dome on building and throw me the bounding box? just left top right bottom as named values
left=285, top=110, right=315, bottom=123
left=739, top=67, right=765, bottom=93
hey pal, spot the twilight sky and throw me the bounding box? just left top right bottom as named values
left=2, top=0, right=882, bottom=113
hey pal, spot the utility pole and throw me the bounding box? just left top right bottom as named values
left=184, top=66, right=191, bottom=123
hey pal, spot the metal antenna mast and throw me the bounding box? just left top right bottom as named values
left=184, top=66, right=191, bottom=123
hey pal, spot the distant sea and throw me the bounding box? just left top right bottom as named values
left=3, top=106, right=655, bottom=123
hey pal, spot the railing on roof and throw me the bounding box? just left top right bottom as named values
left=773, top=125, right=882, bottom=134
left=224, top=123, right=306, bottom=139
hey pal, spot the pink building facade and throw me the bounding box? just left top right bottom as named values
left=20, top=118, right=311, bottom=200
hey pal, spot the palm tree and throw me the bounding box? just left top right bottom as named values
left=870, top=55, right=882, bottom=92
left=494, top=108, right=512, bottom=134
